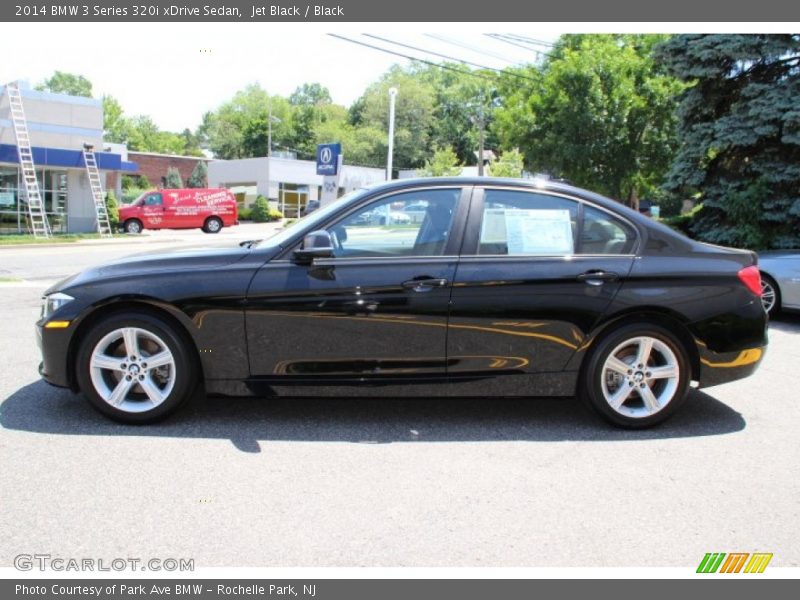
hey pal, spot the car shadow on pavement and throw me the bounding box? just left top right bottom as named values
left=1, top=380, right=745, bottom=453
left=769, top=312, right=800, bottom=332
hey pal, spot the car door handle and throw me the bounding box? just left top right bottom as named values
left=577, top=270, right=619, bottom=285
left=402, top=278, right=449, bottom=292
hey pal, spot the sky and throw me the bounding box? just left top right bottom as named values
left=0, top=24, right=557, bottom=133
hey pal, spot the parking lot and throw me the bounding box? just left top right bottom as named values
left=1, top=226, right=798, bottom=568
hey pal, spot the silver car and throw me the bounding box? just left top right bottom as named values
left=758, top=251, right=800, bottom=315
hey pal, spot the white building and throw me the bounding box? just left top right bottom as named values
left=208, top=155, right=385, bottom=218
left=0, top=82, right=137, bottom=233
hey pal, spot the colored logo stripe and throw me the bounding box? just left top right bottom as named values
left=697, top=552, right=773, bottom=573
left=744, top=553, right=773, bottom=573
left=697, top=553, right=726, bottom=573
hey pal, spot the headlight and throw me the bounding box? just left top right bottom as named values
left=41, top=292, right=75, bottom=319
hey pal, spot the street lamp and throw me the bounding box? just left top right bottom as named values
left=265, top=100, right=281, bottom=212
left=386, top=87, right=398, bottom=180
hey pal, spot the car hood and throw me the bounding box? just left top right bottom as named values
left=47, top=246, right=252, bottom=295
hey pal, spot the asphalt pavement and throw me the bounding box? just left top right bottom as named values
left=0, top=228, right=798, bottom=568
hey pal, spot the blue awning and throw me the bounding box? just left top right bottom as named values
left=0, top=144, right=139, bottom=172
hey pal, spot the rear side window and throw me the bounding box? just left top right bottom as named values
left=580, top=206, right=636, bottom=255
left=477, top=190, right=579, bottom=256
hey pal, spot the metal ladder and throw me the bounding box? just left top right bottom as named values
left=4, top=81, right=51, bottom=237
left=82, top=145, right=112, bottom=236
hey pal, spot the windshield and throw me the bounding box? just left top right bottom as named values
left=255, top=188, right=371, bottom=248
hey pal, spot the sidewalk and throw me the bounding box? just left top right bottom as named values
left=0, top=221, right=286, bottom=250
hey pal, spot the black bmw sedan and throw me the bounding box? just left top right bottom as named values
left=36, top=178, right=767, bottom=428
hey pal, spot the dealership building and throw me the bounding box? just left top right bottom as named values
left=0, top=82, right=138, bottom=234
left=208, top=155, right=386, bottom=218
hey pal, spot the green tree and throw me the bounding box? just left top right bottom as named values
left=489, top=149, right=525, bottom=178
left=417, top=146, right=462, bottom=177
left=102, top=95, right=129, bottom=143
left=165, top=167, right=183, bottom=188
left=656, top=34, right=800, bottom=249
left=494, top=34, right=683, bottom=202
left=352, top=65, right=437, bottom=169
left=203, top=84, right=295, bottom=159
left=36, top=71, right=92, bottom=97
left=187, top=161, right=208, bottom=188
left=105, top=190, right=120, bottom=228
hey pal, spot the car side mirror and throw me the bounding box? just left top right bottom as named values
left=293, top=230, right=334, bottom=264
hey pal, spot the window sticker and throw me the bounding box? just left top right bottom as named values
left=498, top=208, right=574, bottom=254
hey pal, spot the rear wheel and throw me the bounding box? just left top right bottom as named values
left=75, top=311, right=197, bottom=424
left=124, top=219, right=143, bottom=234
left=203, top=216, right=223, bottom=233
left=760, top=273, right=780, bottom=316
left=580, top=323, right=690, bottom=428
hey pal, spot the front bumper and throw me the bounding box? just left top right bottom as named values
left=36, top=319, right=73, bottom=389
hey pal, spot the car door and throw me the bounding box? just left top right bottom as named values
left=140, top=192, right=166, bottom=228
left=246, top=186, right=469, bottom=382
left=447, top=186, right=637, bottom=389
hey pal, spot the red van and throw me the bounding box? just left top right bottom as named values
left=119, top=188, right=238, bottom=234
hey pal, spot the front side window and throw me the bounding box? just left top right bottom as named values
left=144, top=193, right=163, bottom=206
left=326, top=189, right=460, bottom=258
left=477, top=190, right=579, bottom=256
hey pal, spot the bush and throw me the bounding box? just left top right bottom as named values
left=122, top=187, right=149, bottom=204
left=266, top=207, right=284, bottom=221
left=251, top=196, right=270, bottom=222
left=165, top=167, right=183, bottom=189
left=238, top=207, right=252, bottom=221
left=105, top=190, right=120, bottom=228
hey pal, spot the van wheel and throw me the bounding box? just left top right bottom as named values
left=124, top=219, right=143, bottom=234
left=579, top=323, right=690, bottom=429
left=203, top=217, right=223, bottom=233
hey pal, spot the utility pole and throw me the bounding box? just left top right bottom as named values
left=477, top=103, right=485, bottom=177
left=386, top=87, right=397, bottom=180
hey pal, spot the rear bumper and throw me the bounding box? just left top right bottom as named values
left=696, top=345, right=766, bottom=388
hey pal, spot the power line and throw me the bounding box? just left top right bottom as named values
left=501, top=33, right=557, bottom=48
left=361, top=34, right=539, bottom=83
left=424, top=33, right=528, bottom=66
left=328, top=34, right=524, bottom=85
left=485, top=34, right=553, bottom=59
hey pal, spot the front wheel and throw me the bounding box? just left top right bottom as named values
left=203, top=217, right=223, bottom=233
left=124, top=219, right=143, bottom=234
left=580, top=323, right=690, bottom=428
left=75, top=311, right=197, bottom=424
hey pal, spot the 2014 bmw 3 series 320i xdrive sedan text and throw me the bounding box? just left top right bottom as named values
left=36, top=178, right=768, bottom=428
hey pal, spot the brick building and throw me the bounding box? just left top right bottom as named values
left=121, top=151, right=211, bottom=188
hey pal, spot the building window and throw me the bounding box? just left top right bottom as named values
left=0, top=166, right=69, bottom=234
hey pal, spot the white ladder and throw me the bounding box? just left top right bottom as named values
left=82, top=145, right=112, bottom=236
left=5, top=81, right=51, bottom=237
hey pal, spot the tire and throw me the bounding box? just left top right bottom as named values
left=75, top=310, right=197, bottom=424
left=760, top=273, right=780, bottom=316
left=124, top=219, right=143, bottom=234
left=203, top=217, right=223, bottom=234
left=579, top=322, right=690, bottom=428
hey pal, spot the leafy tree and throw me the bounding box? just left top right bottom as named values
left=489, top=149, right=525, bottom=178
left=352, top=65, right=437, bottom=168
left=105, top=190, right=120, bottom=228
left=187, top=161, right=208, bottom=188
left=165, top=167, right=183, bottom=188
left=417, top=146, right=462, bottom=177
left=36, top=71, right=92, bottom=97
left=102, top=95, right=128, bottom=143
left=656, top=34, right=800, bottom=249
left=494, top=34, right=683, bottom=202
left=203, top=84, right=295, bottom=159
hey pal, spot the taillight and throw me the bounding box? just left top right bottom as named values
left=738, top=265, right=762, bottom=297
